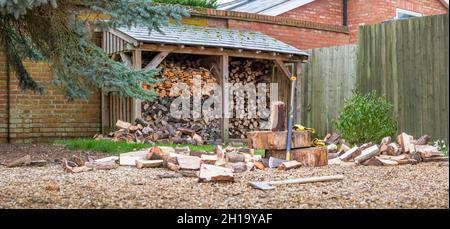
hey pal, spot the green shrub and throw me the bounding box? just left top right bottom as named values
left=334, top=90, right=397, bottom=144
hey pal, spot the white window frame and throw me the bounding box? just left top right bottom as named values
left=395, top=8, right=423, bottom=19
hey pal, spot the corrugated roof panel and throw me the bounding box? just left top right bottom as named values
left=117, top=24, right=309, bottom=57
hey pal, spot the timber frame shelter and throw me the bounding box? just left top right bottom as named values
left=102, top=24, right=309, bottom=143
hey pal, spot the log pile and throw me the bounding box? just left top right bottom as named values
left=100, top=119, right=209, bottom=145
left=229, top=58, right=273, bottom=139
left=328, top=132, right=449, bottom=166
left=110, top=145, right=263, bottom=182
left=141, top=55, right=221, bottom=142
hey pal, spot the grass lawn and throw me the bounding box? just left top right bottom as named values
left=53, top=138, right=265, bottom=156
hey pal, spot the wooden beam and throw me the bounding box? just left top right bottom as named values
left=274, top=59, right=292, bottom=79
left=139, top=44, right=306, bottom=62
left=131, top=50, right=142, bottom=121
left=221, top=55, right=230, bottom=144
left=119, top=52, right=132, bottom=67
left=143, top=51, right=170, bottom=70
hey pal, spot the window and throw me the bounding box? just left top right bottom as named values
left=395, top=8, right=423, bottom=20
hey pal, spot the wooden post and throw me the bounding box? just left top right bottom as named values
left=132, top=50, right=142, bottom=120
left=101, top=90, right=109, bottom=133
left=295, top=62, right=302, bottom=124
left=221, top=55, right=230, bottom=144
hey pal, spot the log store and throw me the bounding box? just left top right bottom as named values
left=101, top=24, right=309, bottom=145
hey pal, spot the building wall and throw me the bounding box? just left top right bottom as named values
left=225, top=19, right=350, bottom=50
left=280, top=0, right=344, bottom=26
left=0, top=34, right=102, bottom=143
left=347, top=0, right=448, bottom=42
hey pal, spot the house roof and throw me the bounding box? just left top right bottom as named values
left=115, top=24, right=309, bottom=57
left=218, top=0, right=316, bottom=16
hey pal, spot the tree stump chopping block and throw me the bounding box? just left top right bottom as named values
left=246, top=131, right=312, bottom=150
left=268, top=147, right=328, bottom=167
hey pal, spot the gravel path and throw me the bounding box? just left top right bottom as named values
left=0, top=160, right=448, bottom=209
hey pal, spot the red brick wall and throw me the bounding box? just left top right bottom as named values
left=225, top=19, right=350, bottom=50
left=280, top=0, right=344, bottom=26
left=0, top=52, right=101, bottom=143
left=348, top=0, right=448, bottom=42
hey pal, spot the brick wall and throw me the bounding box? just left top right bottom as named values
left=0, top=43, right=102, bottom=144
left=225, top=19, right=350, bottom=50
left=348, top=0, right=448, bottom=42
left=280, top=0, right=344, bottom=26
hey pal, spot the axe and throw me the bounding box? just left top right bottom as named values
left=249, top=175, right=344, bottom=190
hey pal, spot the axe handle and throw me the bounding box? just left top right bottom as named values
left=266, top=175, right=344, bottom=186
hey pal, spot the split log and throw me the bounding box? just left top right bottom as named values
left=177, top=155, right=201, bottom=170
left=339, top=146, right=359, bottom=161
left=30, top=160, right=47, bottom=167
left=268, top=147, right=328, bottom=167
left=198, top=164, right=234, bottom=183
left=422, top=157, right=449, bottom=162
left=339, top=144, right=351, bottom=154
left=226, top=152, right=245, bottom=163
left=354, top=145, right=380, bottom=164
left=226, top=162, right=247, bottom=173
left=325, top=133, right=341, bottom=145
left=95, top=156, right=119, bottom=163
left=70, top=155, right=85, bottom=167
left=85, top=161, right=118, bottom=170
left=247, top=131, right=312, bottom=150
left=135, top=159, right=163, bottom=169
left=175, top=146, right=190, bottom=155
left=177, top=128, right=196, bottom=136
left=200, top=155, right=217, bottom=165
left=278, top=161, right=301, bottom=171
left=6, top=155, right=32, bottom=167
left=362, top=157, right=383, bottom=166
left=167, top=162, right=180, bottom=171
left=377, top=157, right=399, bottom=166
left=397, top=133, right=413, bottom=153
left=328, top=157, right=342, bottom=165
left=268, top=157, right=288, bottom=168
left=415, top=135, right=431, bottom=145
left=381, top=136, right=392, bottom=145
left=192, top=133, right=204, bottom=145
left=386, top=143, right=401, bottom=156
left=254, top=161, right=266, bottom=170
left=327, top=144, right=338, bottom=154
left=116, top=120, right=132, bottom=129
left=119, top=156, right=142, bottom=166
left=268, top=101, right=286, bottom=131
left=135, top=118, right=149, bottom=127
left=415, top=145, right=443, bottom=158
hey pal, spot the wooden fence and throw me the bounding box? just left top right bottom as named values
left=299, top=45, right=357, bottom=136
left=299, top=14, right=449, bottom=142
left=357, top=14, right=449, bottom=142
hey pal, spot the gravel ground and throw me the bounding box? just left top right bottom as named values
left=0, top=144, right=448, bottom=209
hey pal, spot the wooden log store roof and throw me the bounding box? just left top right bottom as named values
left=104, top=24, right=309, bottom=61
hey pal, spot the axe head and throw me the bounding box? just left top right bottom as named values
left=249, top=181, right=276, bottom=190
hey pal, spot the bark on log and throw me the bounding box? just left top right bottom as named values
left=247, top=131, right=312, bottom=150
left=278, top=161, right=302, bottom=171
left=198, top=164, right=234, bottom=183
left=6, top=155, right=32, bottom=167
left=354, top=145, right=380, bottom=164
left=226, top=152, right=245, bottom=163
left=268, top=147, right=328, bottom=167
left=415, top=135, right=431, bottom=145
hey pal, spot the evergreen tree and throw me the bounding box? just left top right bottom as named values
left=0, top=0, right=189, bottom=101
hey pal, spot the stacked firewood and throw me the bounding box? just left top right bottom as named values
left=228, top=59, right=273, bottom=139
left=142, top=97, right=221, bottom=142
left=141, top=55, right=221, bottom=141
left=327, top=133, right=448, bottom=166
left=144, top=55, right=218, bottom=97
